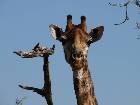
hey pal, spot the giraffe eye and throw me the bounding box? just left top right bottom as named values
left=72, top=53, right=76, bottom=60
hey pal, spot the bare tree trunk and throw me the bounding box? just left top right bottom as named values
left=14, top=43, right=54, bottom=105
left=43, top=56, right=53, bottom=105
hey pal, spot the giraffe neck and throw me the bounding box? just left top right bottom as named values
left=71, top=59, right=98, bottom=105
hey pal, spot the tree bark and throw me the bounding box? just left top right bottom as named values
left=14, top=43, right=54, bottom=105
left=43, top=56, right=53, bottom=105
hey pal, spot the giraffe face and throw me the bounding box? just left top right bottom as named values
left=62, top=28, right=89, bottom=65
left=49, top=15, right=104, bottom=66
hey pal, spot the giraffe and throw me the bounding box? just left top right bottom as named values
left=49, top=15, right=104, bottom=105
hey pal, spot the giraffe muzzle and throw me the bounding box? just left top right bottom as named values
left=72, top=51, right=83, bottom=60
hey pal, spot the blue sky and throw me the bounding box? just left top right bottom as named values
left=0, top=0, right=140, bottom=105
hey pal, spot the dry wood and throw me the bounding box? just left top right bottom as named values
left=14, top=43, right=55, bottom=105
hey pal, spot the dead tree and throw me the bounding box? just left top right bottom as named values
left=14, top=43, right=55, bottom=105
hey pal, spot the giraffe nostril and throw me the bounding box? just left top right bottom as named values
left=72, top=52, right=83, bottom=60
left=77, top=52, right=83, bottom=58
left=77, top=53, right=81, bottom=58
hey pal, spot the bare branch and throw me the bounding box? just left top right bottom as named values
left=19, top=85, right=45, bottom=96
left=15, top=43, right=54, bottom=105
left=13, top=43, right=55, bottom=58
left=18, top=55, right=53, bottom=105
left=16, top=97, right=26, bottom=105
left=109, top=1, right=130, bottom=25
left=135, top=22, right=140, bottom=39
left=108, top=2, right=118, bottom=6
left=132, top=0, right=140, bottom=7
left=109, top=0, right=140, bottom=26
left=114, top=5, right=129, bottom=25
left=136, top=22, right=140, bottom=29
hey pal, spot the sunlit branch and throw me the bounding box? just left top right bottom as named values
left=14, top=43, right=55, bottom=105
left=13, top=43, right=55, bottom=58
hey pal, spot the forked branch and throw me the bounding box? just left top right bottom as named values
left=14, top=43, right=55, bottom=105
left=109, top=0, right=140, bottom=26
left=109, top=1, right=130, bottom=25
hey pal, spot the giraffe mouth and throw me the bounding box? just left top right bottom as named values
left=70, top=52, right=86, bottom=70
left=71, top=57, right=85, bottom=70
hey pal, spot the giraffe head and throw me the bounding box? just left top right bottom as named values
left=49, top=15, right=104, bottom=69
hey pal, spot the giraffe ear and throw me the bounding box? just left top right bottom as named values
left=49, top=24, right=66, bottom=41
left=88, top=26, right=104, bottom=44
